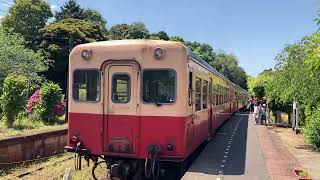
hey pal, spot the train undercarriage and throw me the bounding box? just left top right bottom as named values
left=65, top=142, right=206, bottom=180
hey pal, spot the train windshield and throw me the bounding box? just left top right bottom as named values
left=142, top=69, right=176, bottom=104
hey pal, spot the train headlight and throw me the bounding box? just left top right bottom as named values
left=81, top=49, right=92, bottom=60
left=154, top=47, right=164, bottom=59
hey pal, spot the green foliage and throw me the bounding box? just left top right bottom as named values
left=109, top=23, right=130, bottom=40
left=109, top=22, right=149, bottom=40
left=247, top=69, right=273, bottom=98
left=0, top=74, right=30, bottom=128
left=54, top=0, right=84, bottom=21
left=149, top=31, right=169, bottom=40
left=40, top=18, right=106, bottom=90
left=1, top=0, right=53, bottom=47
left=253, top=86, right=265, bottom=99
left=0, top=27, right=49, bottom=86
left=212, top=52, right=247, bottom=89
left=304, top=105, right=320, bottom=149
left=169, top=36, right=185, bottom=42
left=35, top=82, right=62, bottom=123
left=54, top=0, right=107, bottom=32
left=14, top=112, right=44, bottom=130
left=83, top=9, right=107, bottom=31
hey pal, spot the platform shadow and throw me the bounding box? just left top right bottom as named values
left=186, top=113, right=249, bottom=176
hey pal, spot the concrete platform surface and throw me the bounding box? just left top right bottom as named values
left=181, top=113, right=270, bottom=180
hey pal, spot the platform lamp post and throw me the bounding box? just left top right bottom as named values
left=292, top=101, right=300, bottom=134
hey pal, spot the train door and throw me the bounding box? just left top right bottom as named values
left=208, top=77, right=213, bottom=138
left=103, top=63, right=140, bottom=155
left=187, top=70, right=194, bottom=153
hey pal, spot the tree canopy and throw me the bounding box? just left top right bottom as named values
left=1, top=0, right=53, bottom=48
left=54, top=0, right=84, bottom=21
left=109, top=22, right=149, bottom=40
left=40, top=18, right=106, bottom=90
left=0, top=27, right=49, bottom=86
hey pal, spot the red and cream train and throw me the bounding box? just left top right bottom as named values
left=66, top=40, right=248, bottom=179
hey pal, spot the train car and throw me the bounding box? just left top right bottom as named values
left=65, top=40, right=248, bottom=180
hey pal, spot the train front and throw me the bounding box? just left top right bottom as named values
left=65, top=40, right=189, bottom=179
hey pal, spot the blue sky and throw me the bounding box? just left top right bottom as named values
left=0, top=0, right=318, bottom=76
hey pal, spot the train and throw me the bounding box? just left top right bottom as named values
left=65, top=40, right=248, bottom=180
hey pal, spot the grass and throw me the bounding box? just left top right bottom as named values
left=1, top=153, right=109, bottom=180
left=0, top=115, right=67, bottom=140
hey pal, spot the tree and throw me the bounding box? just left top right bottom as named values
left=169, top=36, right=185, bottom=42
left=0, top=27, right=49, bottom=86
left=212, top=52, right=248, bottom=89
left=39, top=18, right=106, bottom=91
left=125, top=22, right=149, bottom=39
left=54, top=0, right=84, bottom=21
left=109, top=23, right=130, bottom=40
left=83, top=9, right=107, bottom=31
left=1, top=74, right=30, bottom=128
left=1, top=0, right=53, bottom=47
left=109, top=22, right=149, bottom=40
left=149, top=31, right=169, bottom=40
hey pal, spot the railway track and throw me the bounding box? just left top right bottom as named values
left=14, top=154, right=74, bottom=179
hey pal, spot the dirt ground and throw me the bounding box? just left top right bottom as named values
left=1, top=153, right=110, bottom=180
left=273, top=127, right=320, bottom=180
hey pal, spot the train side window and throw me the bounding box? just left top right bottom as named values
left=220, top=86, right=223, bottom=104
left=195, top=78, right=202, bottom=111
left=216, top=85, right=219, bottom=105
left=142, top=69, right=176, bottom=104
left=73, top=69, right=100, bottom=102
left=188, top=72, right=193, bottom=106
left=112, top=74, right=130, bottom=103
left=202, top=80, right=208, bottom=109
left=212, top=85, right=216, bottom=106
left=221, top=87, right=224, bottom=104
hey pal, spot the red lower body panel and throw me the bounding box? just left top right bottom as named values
left=68, top=107, right=235, bottom=162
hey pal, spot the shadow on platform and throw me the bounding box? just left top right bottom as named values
left=186, top=113, right=249, bottom=176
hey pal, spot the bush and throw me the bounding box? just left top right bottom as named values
left=35, top=82, right=62, bottom=123
left=25, top=90, right=40, bottom=114
left=0, top=74, right=29, bottom=128
left=14, top=112, right=44, bottom=130
left=304, top=106, right=320, bottom=149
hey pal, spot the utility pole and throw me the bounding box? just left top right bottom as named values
left=65, top=35, right=74, bottom=122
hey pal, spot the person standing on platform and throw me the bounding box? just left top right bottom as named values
left=253, top=102, right=260, bottom=125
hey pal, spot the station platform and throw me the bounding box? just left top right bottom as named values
left=181, top=113, right=270, bottom=180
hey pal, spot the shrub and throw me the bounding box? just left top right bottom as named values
left=304, top=106, right=320, bottom=149
left=0, top=74, right=29, bottom=128
left=14, top=112, right=44, bottom=130
left=35, top=82, right=62, bottom=123
left=25, top=90, right=40, bottom=114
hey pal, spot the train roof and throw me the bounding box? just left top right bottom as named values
left=74, top=40, right=247, bottom=93
left=185, top=46, right=246, bottom=93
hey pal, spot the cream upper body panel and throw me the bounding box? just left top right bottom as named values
left=68, top=40, right=189, bottom=117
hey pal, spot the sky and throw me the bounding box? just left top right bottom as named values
left=0, top=0, right=318, bottom=76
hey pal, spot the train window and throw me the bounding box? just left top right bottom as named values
left=195, top=78, right=202, bottom=111
left=188, top=72, right=193, bottom=106
left=112, top=74, right=130, bottom=103
left=202, top=80, right=208, bottom=109
left=142, top=69, right=176, bottom=104
left=216, top=85, right=220, bottom=105
left=220, top=86, right=222, bottom=104
left=212, top=85, right=216, bottom=106
left=73, top=69, right=100, bottom=102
